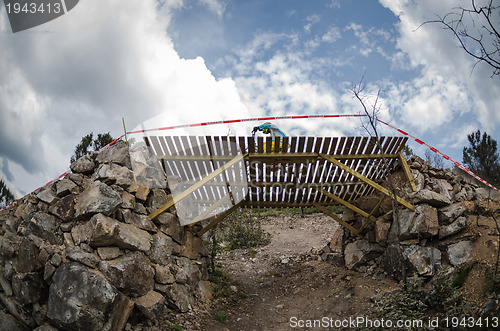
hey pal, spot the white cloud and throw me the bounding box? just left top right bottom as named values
left=378, top=0, right=500, bottom=138
left=0, top=0, right=250, bottom=195
left=198, top=0, right=227, bottom=19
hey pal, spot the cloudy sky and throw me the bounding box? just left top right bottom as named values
left=0, top=0, right=499, bottom=198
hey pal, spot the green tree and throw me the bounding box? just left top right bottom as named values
left=71, top=132, right=114, bottom=163
left=463, top=130, right=499, bottom=184
left=0, top=179, right=15, bottom=208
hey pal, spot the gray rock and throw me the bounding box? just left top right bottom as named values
left=0, top=309, right=27, bottom=331
left=20, top=212, right=63, bottom=245
left=0, top=266, right=13, bottom=296
left=157, top=212, right=184, bottom=244
left=447, top=241, right=473, bottom=266
left=74, top=181, right=122, bottom=219
left=133, top=291, right=165, bottom=321
left=403, top=245, right=441, bottom=277
left=120, top=191, right=136, bottom=209
left=439, top=217, right=467, bottom=239
left=44, top=262, right=56, bottom=282
left=130, top=212, right=157, bottom=233
left=99, top=252, right=154, bottom=297
left=95, top=140, right=132, bottom=169
left=14, top=238, right=42, bottom=273
left=475, top=187, right=499, bottom=201
left=408, top=189, right=451, bottom=207
left=36, top=188, right=57, bottom=204
left=65, top=173, right=84, bottom=186
left=149, top=234, right=174, bottom=265
left=70, top=154, right=96, bottom=174
left=146, top=189, right=169, bottom=213
left=344, top=240, right=384, bottom=270
left=398, top=204, right=439, bottom=240
left=434, top=179, right=454, bottom=202
left=47, top=262, right=133, bottom=331
left=164, top=283, right=193, bottom=312
left=411, top=169, right=425, bottom=191
left=71, top=213, right=152, bottom=252
left=55, top=179, right=79, bottom=198
left=11, top=272, right=44, bottom=305
left=97, top=246, right=123, bottom=260
left=180, top=231, right=203, bottom=259
left=33, top=325, right=59, bottom=331
left=176, top=257, right=202, bottom=288
left=66, top=246, right=100, bottom=268
left=154, top=264, right=175, bottom=284
left=49, top=194, right=75, bottom=222
left=438, top=203, right=466, bottom=225
left=94, top=163, right=135, bottom=189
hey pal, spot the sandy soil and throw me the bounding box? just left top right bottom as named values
left=199, top=213, right=400, bottom=331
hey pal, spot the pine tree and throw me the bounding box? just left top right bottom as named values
left=70, top=132, right=114, bottom=163
left=0, top=179, right=15, bottom=208
left=463, top=130, right=500, bottom=185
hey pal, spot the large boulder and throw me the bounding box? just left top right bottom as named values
left=344, top=239, right=384, bottom=270
left=95, top=140, right=132, bottom=169
left=98, top=252, right=155, bottom=298
left=94, top=163, right=135, bottom=189
left=403, top=245, right=441, bottom=277
left=438, top=217, right=467, bottom=239
left=70, top=154, right=96, bottom=175
left=407, top=189, right=451, bottom=207
left=74, top=181, right=122, bottom=219
left=19, top=212, right=63, bottom=245
left=398, top=204, right=439, bottom=240
left=47, top=262, right=133, bottom=331
left=71, top=213, right=152, bottom=252
left=447, top=241, right=473, bottom=266
left=438, top=203, right=465, bottom=225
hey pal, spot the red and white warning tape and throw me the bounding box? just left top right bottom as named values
left=377, top=119, right=499, bottom=192
left=1, top=137, right=124, bottom=211
left=127, top=114, right=368, bottom=135
left=2, top=114, right=497, bottom=211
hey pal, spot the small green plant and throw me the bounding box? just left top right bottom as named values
left=452, top=265, right=471, bottom=289
left=222, top=212, right=271, bottom=250
left=257, top=278, right=263, bottom=284
left=214, top=311, right=229, bottom=323
left=209, top=269, right=233, bottom=298
left=169, top=325, right=183, bottom=331
left=484, top=267, right=500, bottom=295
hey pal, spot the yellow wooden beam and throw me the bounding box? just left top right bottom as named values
left=196, top=200, right=247, bottom=237
left=319, top=154, right=415, bottom=211
left=312, top=202, right=363, bottom=238
left=187, top=193, right=232, bottom=225
left=398, top=151, right=417, bottom=192
left=149, top=153, right=247, bottom=220
left=317, top=188, right=377, bottom=222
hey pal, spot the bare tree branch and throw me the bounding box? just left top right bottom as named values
left=419, top=0, right=500, bottom=76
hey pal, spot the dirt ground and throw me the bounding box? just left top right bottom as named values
left=193, top=200, right=500, bottom=331
left=199, top=213, right=401, bottom=331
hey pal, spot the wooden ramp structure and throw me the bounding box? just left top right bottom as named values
left=144, top=135, right=416, bottom=237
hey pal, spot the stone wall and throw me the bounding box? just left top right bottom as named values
left=323, top=155, right=499, bottom=281
left=0, top=140, right=211, bottom=330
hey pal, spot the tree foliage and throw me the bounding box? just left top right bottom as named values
left=71, top=132, right=114, bottom=163
left=463, top=130, right=499, bottom=184
left=423, top=0, right=500, bottom=76
left=0, top=179, right=15, bottom=208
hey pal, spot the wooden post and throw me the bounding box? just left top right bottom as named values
left=122, top=117, right=128, bottom=146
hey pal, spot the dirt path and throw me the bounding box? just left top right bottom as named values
left=200, top=213, right=400, bottom=331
